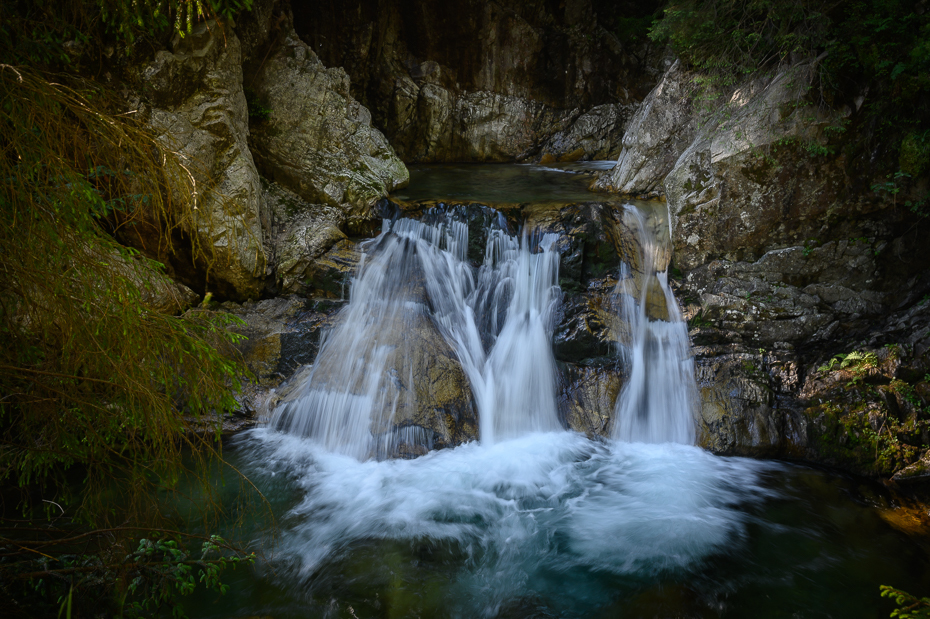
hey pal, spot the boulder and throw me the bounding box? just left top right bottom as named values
left=537, top=103, right=630, bottom=163
left=141, top=20, right=267, bottom=300
left=592, top=60, right=701, bottom=196
left=225, top=296, right=344, bottom=388
left=893, top=451, right=930, bottom=484
left=248, top=30, right=408, bottom=222
left=694, top=350, right=784, bottom=456
left=371, top=311, right=479, bottom=455
left=664, top=61, right=844, bottom=272
left=261, top=181, right=349, bottom=295
left=390, top=84, right=576, bottom=162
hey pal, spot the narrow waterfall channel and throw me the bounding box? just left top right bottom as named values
left=190, top=165, right=930, bottom=619
left=612, top=205, right=698, bottom=444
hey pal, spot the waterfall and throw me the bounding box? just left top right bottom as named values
left=472, top=229, right=562, bottom=443
left=611, top=205, right=697, bottom=444
left=271, top=207, right=562, bottom=457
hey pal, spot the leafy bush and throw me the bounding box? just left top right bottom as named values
left=648, top=0, right=930, bottom=196
left=881, top=585, right=930, bottom=618
left=0, top=65, right=260, bottom=617
left=0, top=0, right=253, bottom=66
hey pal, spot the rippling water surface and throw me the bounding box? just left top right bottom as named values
left=184, top=430, right=930, bottom=618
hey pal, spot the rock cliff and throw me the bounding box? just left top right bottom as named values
left=291, top=0, right=663, bottom=162
left=595, top=55, right=930, bottom=477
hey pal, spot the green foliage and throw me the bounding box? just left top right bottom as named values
left=688, top=309, right=712, bottom=328
left=0, top=65, right=265, bottom=616
left=648, top=0, right=832, bottom=79
left=13, top=532, right=254, bottom=618
left=817, top=350, right=878, bottom=373
left=649, top=0, right=930, bottom=195
left=0, top=65, right=250, bottom=525
left=244, top=87, right=271, bottom=123
left=803, top=238, right=818, bottom=257
left=872, top=171, right=911, bottom=208
left=122, top=535, right=254, bottom=617
left=98, top=0, right=253, bottom=44
left=881, top=585, right=930, bottom=618
left=899, top=131, right=930, bottom=177
left=0, top=0, right=253, bottom=67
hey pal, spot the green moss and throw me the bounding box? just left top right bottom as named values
left=899, top=131, right=930, bottom=177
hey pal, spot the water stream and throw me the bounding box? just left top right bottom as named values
left=612, top=205, right=697, bottom=444
left=188, top=164, right=930, bottom=618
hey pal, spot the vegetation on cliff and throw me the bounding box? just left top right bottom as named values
left=0, top=1, right=262, bottom=616
left=649, top=0, right=929, bottom=209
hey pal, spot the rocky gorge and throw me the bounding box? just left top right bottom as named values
left=112, top=0, right=930, bottom=490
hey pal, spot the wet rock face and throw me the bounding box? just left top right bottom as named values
left=589, top=52, right=930, bottom=477
left=138, top=21, right=267, bottom=301
left=557, top=361, right=623, bottom=437
left=248, top=29, right=409, bottom=221
left=261, top=180, right=354, bottom=296
left=226, top=296, right=344, bottom=388
left=693, top=349, right=787, bottom=456
left=371, top=310, right=480, bottom=456
left=537, top=103, right=631, bottom=163
left=592, top=59, right=699, bottom=196
left=788, top=341, right=930, bottom=478
left=291, top=0, right=662, bottom=162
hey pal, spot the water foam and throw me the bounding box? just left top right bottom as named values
left=237, top=429, right=777, bottom=615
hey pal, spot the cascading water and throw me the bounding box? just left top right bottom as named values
left=612, top=205, right=698, bottom=444
left=194, top=168, right=929, bottom=619
left=271, top=206, right=562, bottom=455
left=470, top=228, right=562, bottom=443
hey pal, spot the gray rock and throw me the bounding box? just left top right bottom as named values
left=293, top=0, right=662, bottom=163
left=262, top=181, right=348, bottom=294
left=592, top=60, right=703, bottom=196
left=249, top=30, right=408, bottom=221
left=557, top=361, right=623, bottom=437
left=537, top=103, right=631, bottom=163
left=390, top=83, right=577, bottom=162
left=892, top=450, right=930, bottom=484
left=142, top=21, right=267, bottom=300
left=694, top=351, right=783, bottom=456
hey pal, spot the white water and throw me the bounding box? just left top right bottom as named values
left=238, top=429, right=777, bottom=616
left=612, top=206, right=698, bottom=444
left=271, top=208, right=562, bottom=455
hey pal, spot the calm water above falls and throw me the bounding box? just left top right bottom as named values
left=188, top=165, right=930, bottom=618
